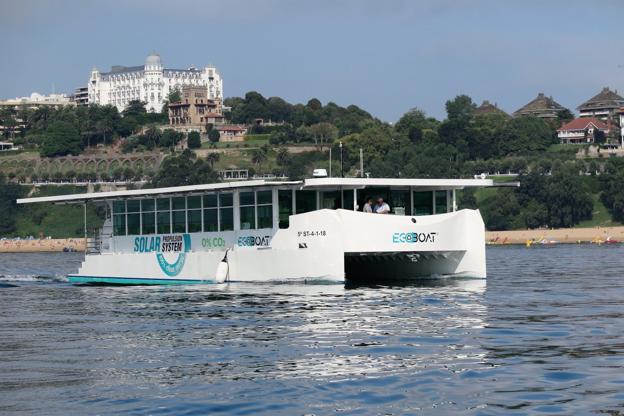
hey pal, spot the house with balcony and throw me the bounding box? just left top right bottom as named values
left=557, top=117, right=609, bottom=144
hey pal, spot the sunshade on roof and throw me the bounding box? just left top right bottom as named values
left=17, top=178, right=495, bottom=205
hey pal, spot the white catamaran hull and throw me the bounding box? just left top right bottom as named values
left=69, top=209, right=486, bottom=284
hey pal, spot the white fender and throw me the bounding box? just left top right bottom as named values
left=215, top=261, right=228, bottom=283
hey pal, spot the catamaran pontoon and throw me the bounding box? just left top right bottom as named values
left=17, top=177, right=494, bottom=284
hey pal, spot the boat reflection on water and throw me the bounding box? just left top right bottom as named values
left=345, top=276, right=486, bottom=293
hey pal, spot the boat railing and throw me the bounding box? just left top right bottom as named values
left=86, top=229, right=110, bottom=254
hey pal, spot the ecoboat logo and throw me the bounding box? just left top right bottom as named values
left=392, top=232, right=438, bottom=244
left=134, top=234, right=191, bottom=277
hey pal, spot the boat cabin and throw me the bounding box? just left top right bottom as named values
left=18, top=177, right=493, bottom=250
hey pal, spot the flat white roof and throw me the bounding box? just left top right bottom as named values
left=17, top=177, right=495, bottom=205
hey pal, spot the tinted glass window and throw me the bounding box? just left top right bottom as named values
left=204, top=194, right=218, bottom=208
left=240, top=206, right=255, bottom=230
left=220, top=207, right=233, bottom=231
left=157, top=211, right=171, bottom=234
left=219, top=193, right=233, bottom=207
left=157, top=198, right=170, bottom=211
left=257, top=205, right=273, bottom=229
left=142, top=212, right=155, bottom=235
left=113, top=214, right=126, bottom=236
left=296, top=191, right=316, bottom=214
left=187, top=196, right=201, bottom=209
left=113, top=201, right=125, bottom=214
left=172, top=210, right=186, bottom=233
left=413, top=191, right=433, bottom=216
left=126, top=200, right=140, bottom=213
left=172, top=197, right=186, bottom=210
left=187, top=209, right=202, bottom=233
left=257, top=190, right=272, bottom=205
left=435, top=190, right=447, bottom=214
left=141, top=199, right=155, bottom=212
left=127, top=213, right=140, bottom=235
left=240, top=192, right=254, bottom=206
left=278, top=190, right=293, bottom=229
left=204, top=208, right=218, bottom=232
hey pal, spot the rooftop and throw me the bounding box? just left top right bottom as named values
left=577, top=87, right=624, bottom=111
left=17, top=178, right=495, bottom=205
left=474, top=100, right=508, bottom=116
left=557, top=117, right=609, bottom=132
left=513, top=93, right=566, bottom=117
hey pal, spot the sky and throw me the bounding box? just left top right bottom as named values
left=0, top=0, right=622, bottom=121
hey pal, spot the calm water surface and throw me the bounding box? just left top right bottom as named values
left=0, top=246, right=623, bottom=415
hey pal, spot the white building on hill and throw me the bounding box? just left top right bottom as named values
left=87, top=52, right=223, bottom=113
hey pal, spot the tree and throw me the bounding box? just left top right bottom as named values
left=151, top=150, right=219, bottom=187
left=187, top=131, right=201, bottom=149
left=394, top=108, right=439, bottom=144
left=309, top=122, right=338, bottom=150
left=276, top=147, right=291, bottom=167
left=251, top=148, right=268, bottom=169
left=208, top=128, right=220, bottom=143
left=0, top=172, right=23, bottom=234
left=546, top=170, right=593, bottom=228
left=205, top=152, right=220, bottom=168
left=41, top=121, right=83, bottom=157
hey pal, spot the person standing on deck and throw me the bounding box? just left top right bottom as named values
left=363, top=197, right=373, bottom=213
left=374, top=197, right=390, bottom=214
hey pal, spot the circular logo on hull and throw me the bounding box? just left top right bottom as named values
left=156, top=234, right=191, bottom=277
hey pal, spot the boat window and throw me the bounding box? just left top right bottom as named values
left=113, top=213, right=126, bottom=236
left=141, top=199, right=155, bottom=212
left=127, top=200, right=140, bottom=213
left=278, top=190, right=293, bottom=229
left=172, top=197, right=186, bottom=211
left=391, top=190, right=410, bottom=215
left=257, top=190, right=273, bottom=229
left=413, top=191, right=433, bottom=215
left=127, top=213, right=141, bottom=235
left=157, top=198, right=170, bottom=211
left=296, top=190, right=316, bottom=214
left=435, top=190, right=448, bottom=214
left=239, top=191, right=256, bottom=230
left=142, top=211, right=155, bottom=235
left=321, top=191, right=341, bottom=209
left=172, top=210, right=186, bottom=233
left=156, top=198, right=171, bottom=234
left=219, top=193, right=234, bottom=231
left=187, top=209, right=202, bottom=233
left=343, top=190, right=355, bottom=211
left=113, top=200, right=125, bottom=214
left=203, top=194, right=218, bottom=232
left=187, top=195, right=201, bottom=209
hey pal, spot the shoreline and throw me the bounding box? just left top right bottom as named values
left=0, top=226, right=622, bottom=252
left=0, top=238, right=85, bottom=253
left=486, top=226, right=624, bottom=245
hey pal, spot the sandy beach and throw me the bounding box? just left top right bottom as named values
left=0, top=238, right=86, bottom=253
left=486, top=226, right=624, bottom=245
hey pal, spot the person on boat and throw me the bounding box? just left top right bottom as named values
left=374, top=197, right=390, bottom=214
left=363, top=197, right=373, bottom=213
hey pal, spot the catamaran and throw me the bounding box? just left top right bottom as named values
left=17, top=177, right=494, bottom=284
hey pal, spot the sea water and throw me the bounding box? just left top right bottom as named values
left=0, top=245, right=623, bottom=415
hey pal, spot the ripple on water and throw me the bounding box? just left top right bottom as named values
left=0, top=246, right=624, bottom=415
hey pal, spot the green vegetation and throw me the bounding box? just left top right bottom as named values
left=187, top=131, right=201, bottom=149
left=150, top=149, right=219, bottom=188
left=0, top=100, right=167, bottom=155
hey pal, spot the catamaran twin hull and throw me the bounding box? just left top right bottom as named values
left=71, top=209, right=486, bottom=284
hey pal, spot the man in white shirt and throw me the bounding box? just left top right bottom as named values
left=374, top=197, right=390, bottom=214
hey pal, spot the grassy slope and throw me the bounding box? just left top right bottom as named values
left=12, top=185, right=104, bottom=238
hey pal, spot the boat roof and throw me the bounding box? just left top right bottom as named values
left=17, top=177, right=494, bottom=205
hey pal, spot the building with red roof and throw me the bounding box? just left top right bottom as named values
left=557, top=117, right=609, bottom=144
